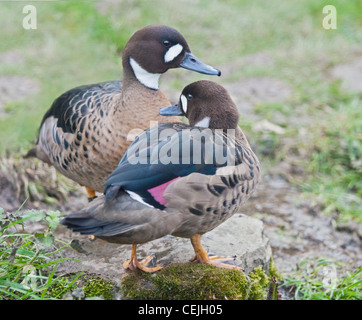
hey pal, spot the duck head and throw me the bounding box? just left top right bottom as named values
left=122, top=25, right=221, bottom=90
left=159, top=80, right=240, bottom=130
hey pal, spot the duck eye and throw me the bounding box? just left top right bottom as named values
left=163, top=40, right=171, bottom=47
left=187, top=94, right=193, bottom=100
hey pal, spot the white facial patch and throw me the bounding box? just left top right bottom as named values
left=180, top=94, right=187, bottom=114
left=194, top=116, right=211, bottom=128
left=130, top=57, right=161, bottom=90
left=164, top=43, right=183, bottom=63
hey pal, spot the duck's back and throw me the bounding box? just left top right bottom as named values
left=41, top=81, right=122, bottom=131
left=104, top=123, right=260, bottom=238
left=28, top=80, right=129, bottom=192
left=27, top=78, right=180, bottom=193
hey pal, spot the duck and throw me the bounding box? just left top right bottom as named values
left=26, top=25, right=220, bottom=199
left=61, top=80, right=261, bottom=272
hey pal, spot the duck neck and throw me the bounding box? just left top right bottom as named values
left=122, top=56, right=161, bottom=91
left=113, top=58, right=177, bottom=126
left=120, top=62, right=166, bottom=110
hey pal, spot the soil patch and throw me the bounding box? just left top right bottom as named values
left=223, top=77, right=292, bottom=115
left=0, top=75, right=40, bottom=116
left=244, top=173, right=362, bottom=275
left=330, top=54, right=362, bottom=93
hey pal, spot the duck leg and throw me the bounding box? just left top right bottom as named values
left=123, top=244, right=163, bottom=273
left=85, top=186, right=97, bottom=201
left=84, top=187, right=97, bottom=241
left=190, top=234, right=243, bottom=271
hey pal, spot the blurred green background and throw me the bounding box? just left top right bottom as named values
left=1, top=0, right=361, bottom=150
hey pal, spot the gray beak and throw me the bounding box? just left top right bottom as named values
left=179, top=52, right=221, bottom=76
left=159, top=104, right=183, bottom=116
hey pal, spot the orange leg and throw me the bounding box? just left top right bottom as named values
left=123, top=244, right=163, bottom=273
left=85, top=186, right=96, bottom=199
left=85, top=186, right=97, bottom=241
left=190, top=234, right=243, bottom=271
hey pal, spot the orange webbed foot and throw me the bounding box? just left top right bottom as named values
left=123, top=245, right=163, bottom=273
left=190, top=234, right=244, bottom=271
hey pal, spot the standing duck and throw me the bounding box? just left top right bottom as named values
left=26, top=25, right=220, bottom=199
left=61, top=80, right=260, bottom=272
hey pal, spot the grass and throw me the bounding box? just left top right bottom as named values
left=250, top=94, right=362, bottom=223
left=0, top=1, right=124, bottom=152
left=0, top=205, right=82, bottom=300
left=303, top=98, right=362, bottom=221
left=1, top=0, right=361, bottom=151
left=0, top=205, right=120, bottom=300
left=282, top=258, right=362, bottom=300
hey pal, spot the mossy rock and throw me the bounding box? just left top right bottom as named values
left=48, top=274, right=120, bottom=300
left=121, top=262, right=272, bottom=300
left=81, top=276, right=116, bottom=300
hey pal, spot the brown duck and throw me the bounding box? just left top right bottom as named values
left=26, top=25, right=220, bottom=198
left=61, top=80, right=260, bottom=272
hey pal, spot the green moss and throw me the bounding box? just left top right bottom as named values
left=47, top=276, right=78, bottom=299
left=82, top=276, right=116, bottom=300
left=121, top=263, right=272, bottom=300
left=247, top=267, right=270, bottom=300
left=47, top=274, right=118, bottom=300
left=269, top=257, right=282, bottom=281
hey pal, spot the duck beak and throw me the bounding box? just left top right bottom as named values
left=179, top=52, right=221, bottom=76
left=159, top=104, right=183, bottom=116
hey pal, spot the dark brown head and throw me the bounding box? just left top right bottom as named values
left=159, top=80, right=240, bottom=130
left=122, top=25, right=220, bottom=90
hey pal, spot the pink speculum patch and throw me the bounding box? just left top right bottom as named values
left=147, top=177, right=180, bottom=205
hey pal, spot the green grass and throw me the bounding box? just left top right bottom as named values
left=0, top=1, right=125, bottom=152
left=1, top=0, right=361, bottom=152
left=0, top=205, right=82, bottom=300
left=282, top=258, right=362, bottom=300
left=250, top=94, right=362, bottom=222
left=303, top=98, right=362, bottom=221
